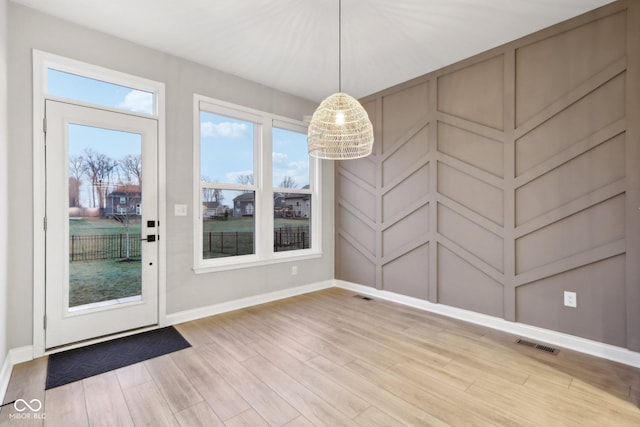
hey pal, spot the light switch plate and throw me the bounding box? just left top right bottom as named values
left=174, top=204, right=188, bottom=216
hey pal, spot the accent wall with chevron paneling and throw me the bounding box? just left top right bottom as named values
left=335, top=0, right=640, bottom=352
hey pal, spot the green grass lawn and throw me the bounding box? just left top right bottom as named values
left=69, top=259, right=140, bottom=307
left=70, top=217, right=141, bottom=235
left=68, top=217, right=142, bottom=307
left=202, top=216, right=310, bottom=232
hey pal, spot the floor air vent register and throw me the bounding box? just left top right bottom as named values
left=515, top=338, right=559, bottom=355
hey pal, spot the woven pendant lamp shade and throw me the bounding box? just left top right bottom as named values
left=307, top=92, right=374, bottom=159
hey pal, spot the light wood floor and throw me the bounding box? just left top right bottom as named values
left=1, top=288, right=639, bottom=426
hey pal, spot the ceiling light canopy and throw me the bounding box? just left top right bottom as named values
left=307, top=0, right=374, bottom=160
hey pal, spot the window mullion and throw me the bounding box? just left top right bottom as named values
left=260, top=120, right=274, bottom=257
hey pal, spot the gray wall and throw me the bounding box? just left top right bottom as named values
left=336, top=0, right=640, bottom=351
left=6, top=3, right=334, bottom=349
left=0, top=0, right=8, bottom=370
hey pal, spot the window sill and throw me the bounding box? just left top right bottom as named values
left=192, top=251, right=323, bottom=274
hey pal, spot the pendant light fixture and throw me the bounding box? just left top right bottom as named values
left=307, top=0, right=374, bottom=160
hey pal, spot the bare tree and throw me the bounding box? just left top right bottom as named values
left=69, top=177, right=81, bottom=207
left=279, top=176, right=297, bottom=189
left=236, top=173, right=254, bottom=186
left=201, top=176, right=224, bottom=203
left=68, top=155, right=86, bottom=207
left=83, top=148, right=118, bottom=210
left=119, top=154, right=142, bottom=186
left=236, top=173, right=254, bottom=193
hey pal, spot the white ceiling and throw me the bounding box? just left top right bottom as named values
left=14, top=0, right=614, bottom=102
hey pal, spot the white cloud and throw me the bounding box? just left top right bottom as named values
left=272, top=152, right=288, bottom=166
left=201, top=121, right=249, bottom=138
left=118, top=90, right=154, bottom=114
left=273, top=159, right=309, bottom=188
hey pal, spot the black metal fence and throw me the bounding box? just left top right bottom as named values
left=70, top=227, right=311, bottom=261
left=273, top=227, right=309, bottom=252
left=202, top=231, right=254, bottom=258
left=202, top=226, right=310, bottom=258
left=69, top=234, right=141, bottom=261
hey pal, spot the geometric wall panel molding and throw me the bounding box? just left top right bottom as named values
left=336, top=2, right=638, bottom=351
left=516, top=255, right=627, bottom=347
left=437, top=162, right=504, bottom=226
left=382, top=243, right=429, bottom=300
left=341, top=156, right=377, bottom=186
left=438, top=244, right=504, bottom=318
left=515, top=194, right=625, bottom=274
left=382, top=164, right=429, bottom=222
left=338, top=206, right=376, bottom=257
left=515, top=133, right=625, bottom=226
left=382, top=81, right=429, bottom=153
left=382, top=203, right=429, bottom=258
left=515, top=11, right=627, bottom=127
left=382, top=125, right=429, bottom=187
left=337, top=173, right=377, bottom=223
left=437, top=121, right=504, bottom=178
left=362, top=98, right=377, bottom=151
left=337, top=235, right=376, bottom=288
left=515, top=73, right=626, bottom=176
left=437, top=203, right=503, bottom=272
left=437, top=55, right=504, bottom=130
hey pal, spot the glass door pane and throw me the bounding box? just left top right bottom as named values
left=68, top=124, right=143, bottom=310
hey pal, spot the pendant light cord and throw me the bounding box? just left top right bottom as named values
left=338, top=0, right=342, bottom=93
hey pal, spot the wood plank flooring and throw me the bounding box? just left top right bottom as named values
left=1, top=288, right=639, bottom=426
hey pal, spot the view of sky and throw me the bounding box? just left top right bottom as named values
left=200, top=112, right=310, bottom=190
left=48, top=69, right=154, bottom=114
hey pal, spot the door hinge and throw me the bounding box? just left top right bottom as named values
left=43, top=315, right=47, bottom=330
left=43, top=117, right=47, bottom=134
left=43, top=216, right=47, bottom=231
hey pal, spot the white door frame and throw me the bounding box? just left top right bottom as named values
left=32, top=50, right=167, bottom=356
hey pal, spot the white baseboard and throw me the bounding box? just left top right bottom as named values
left=166, top=280, right=335, bottom=325
left=0, top=352, right=11, bottom=403
left=0, top=346, right=33, bottom=403
left=335, top=280, right=640, bottom=369
left=4, top=277, right=637, bottom=404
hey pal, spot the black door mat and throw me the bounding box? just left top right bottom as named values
left=46, top=326, right=191, bottom=389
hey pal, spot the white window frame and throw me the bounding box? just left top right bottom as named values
left=193, top=95, right=321, bottom=273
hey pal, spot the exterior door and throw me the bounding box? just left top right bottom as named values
left=45, top=99, right=158, bottom=348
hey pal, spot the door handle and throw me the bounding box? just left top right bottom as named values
left=141, top=235, right=156, bottom=242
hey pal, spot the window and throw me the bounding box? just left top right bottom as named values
left=273, top=126, right=312, bottom=253
left=195, top=96, right=320, bottom=272
left=47, top=69, right=155, bottom=115
left=200, top=110, right=257, bottom=259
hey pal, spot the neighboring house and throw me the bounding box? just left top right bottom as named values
left=284, top=193, right=310, bottom=218
left=273, top=193, right=289, bottom=217
left=233, top=192, right=255, bottom=216
left=202, top=201, right=228, bottom=218
left=105, top=185, right=142, bottom=217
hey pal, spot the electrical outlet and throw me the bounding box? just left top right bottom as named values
left=291, top=265, right=298, bottom=276
left=563, top=291, right=577, bottom=308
